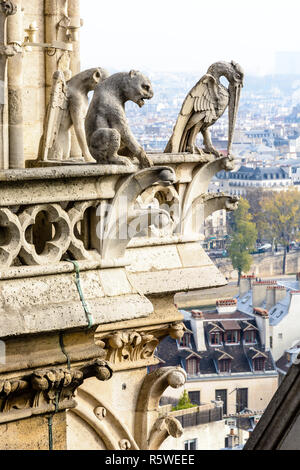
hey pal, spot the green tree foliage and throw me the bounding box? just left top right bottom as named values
left=228, top=198, right=257, bottom=284
left=172, top=390, right=197, bottom=411
left=254, top=189, right=300, bottom=273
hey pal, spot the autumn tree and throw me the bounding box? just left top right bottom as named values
left=228, top=198, right=258, bottom=285
left=244, top=191, right=265, bottom=242
left=256, top=189, right=300, bottom=273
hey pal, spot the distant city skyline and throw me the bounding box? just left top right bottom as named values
left=81, top=0, right=300, bottom=76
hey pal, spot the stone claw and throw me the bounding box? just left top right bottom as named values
left=137, top=150, right=153, bottom=168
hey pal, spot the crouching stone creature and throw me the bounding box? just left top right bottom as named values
left=85, top=70, right=154, bottom=168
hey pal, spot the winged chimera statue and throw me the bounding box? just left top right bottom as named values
left=164, top=61, right=244, bottom=157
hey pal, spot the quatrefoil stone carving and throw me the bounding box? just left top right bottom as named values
left=18, top=204, right=71, bottom=265
left=0, top=208, right=22, bottom=267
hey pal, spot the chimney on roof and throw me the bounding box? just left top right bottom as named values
left=275, top=285, right=287, bottom=304
left=252, top=308, right=270, bottom=350
left=252, top=280, right=276, bottom=308
left=190, top=310, right=206, bottom=352
left=265, top=287, right=275, bottom=312
left=216, top=299, right=237, bottom=314
left=239, top=275, right=254, bottom=297
left=227, top=429, right=238, bottom=449
left=266, top=285, right=286, bottom=311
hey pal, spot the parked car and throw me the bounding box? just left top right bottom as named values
left=257, top=243, right=272, bottom=253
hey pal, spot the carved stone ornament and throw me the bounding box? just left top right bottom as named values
left=0, top=167, right=177, bottom=269
left=0, top=0, right=17, bottom=16
left=148, top=416, right=183, bottom=450
left=39, top=68, right=109, bottom=163
left=0, top=360, right=113, bottom=421
left=134, top=367, right=187, bottom=449
left=85, top=70, right=154, bottom=168
left=94, top=406, right=107, bottom=421
left=119, top=439, right=131, bottom=450
left=96, top=322, right=185, bottom=366
left=165, top=60, right=244, bottom=158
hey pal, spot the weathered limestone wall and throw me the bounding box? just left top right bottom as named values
left=67, top=369, right=147, bottom=450
left=0, top=411, right=66, bottom=450
left=66, top=411, right=107, bottom=450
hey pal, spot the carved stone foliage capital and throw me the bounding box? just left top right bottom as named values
left=0, top=367, right=83, bottom=417
left=0, top=359, right=113, bottom=422
left=95, top=322, right=185, bottom=367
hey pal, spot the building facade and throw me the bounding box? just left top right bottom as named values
left=216, top=166, right=292, bottom=197
left=155, top=300, right=278, bottom=429
left=237, top=276, right=300, bottom=362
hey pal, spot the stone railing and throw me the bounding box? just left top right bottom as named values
left=0, top=154, right=237, bottom=270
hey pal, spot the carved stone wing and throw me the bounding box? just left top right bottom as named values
left=39, top=71, right=68, bottom=161
left=165, top=74, right=219, bottom=153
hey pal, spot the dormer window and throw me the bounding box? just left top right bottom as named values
left=208, top=323, right=224, bottom=346
left=244, top=330, right=256, bottom=344
left=249, top=348, right=268, bottom=372
left=253, top=357, right=266, bottom=371
left=210, top=332, right=223, bottom=346
left=219, top=358, right=231, bottom=373
left=186, top=357, right=200, bottom=376
left=215, top=349, right=233, bottom=374
left=225, top=330, right=240, bottom=344
left=179, top=333, right=191, bottom=348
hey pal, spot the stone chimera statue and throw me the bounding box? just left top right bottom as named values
left=85, top=70, right=154, bottom=168
left=165, top=61, right=244, bottom=158
left=39, top=67, right=109, bottom=162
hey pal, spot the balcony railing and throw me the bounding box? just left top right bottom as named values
left=159, top=403, right=223, bottom=429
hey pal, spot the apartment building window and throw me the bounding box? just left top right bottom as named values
left=270, top=336, right=273, bottom=348
left=188, top=390, right=201, bottom=406
left=216, top=389, right=227, bottom=415
left=219, top=358, right=231, bottom=373
left=236, top=388, right=248, bottom=413
left=179, top=333, right=191, bottom=348
left=225, top=330, right=240, bottom=344
left=184, top=439, right=197, bottom=450
left=210, top=332, right=222, bottom=345
left=186, top=358, right=200, bottom=375
left=253, top=357, right=266, bottom=371
left=244, top=330, right=256, bottom=344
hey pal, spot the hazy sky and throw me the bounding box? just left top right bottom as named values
left=80, top=0, right=300, bottom=76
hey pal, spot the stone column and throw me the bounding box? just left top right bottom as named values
left=68, top=0, right=80, bottom=75
left=0, top=7, right=10, bottom=169
left=44, top=0, right=69, bottom=107
left=7, top=0, right=24, bottom=169
left=68, top=0, right=82, bottom=159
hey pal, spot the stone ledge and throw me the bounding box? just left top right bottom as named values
left=0, top=164, right=135, bottom=182
left=0, top=268, right=153, bottom=338
left=1, top=153, right=213, bottom=182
